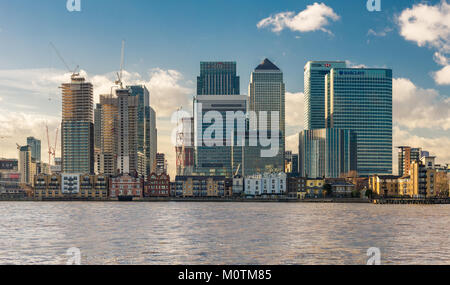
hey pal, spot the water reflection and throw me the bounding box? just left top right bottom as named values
left=0, top=202, right=449, bottom=264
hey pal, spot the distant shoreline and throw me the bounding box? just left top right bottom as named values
left=2, top=197, right=450, bottom=204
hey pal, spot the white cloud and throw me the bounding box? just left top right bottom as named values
left=434, top=52, right=449, bottom=66
left=433, top=65, right=450, bottom=85
left=257, top=2, right=339, bottom=35
left=286, top=133, right=299, bottom=154
left=393, top=78, right=450, bottom=130
left=0, top=110, right=60, bottom=161
left=285, top=91, right=304, bottom=129
left=397, top=1, right=450, bottom=85
left=345, top=60, right=368, bottom=69
left=367, top=27, right=393, bottom=37
left=397, top=1, right=450, bottom=53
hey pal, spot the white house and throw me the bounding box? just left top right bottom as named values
left=244, top=173, right=287, bottom=198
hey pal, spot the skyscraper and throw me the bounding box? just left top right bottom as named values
left=248, top=58, right=285, bottom=171
left=128, top=85, right=153, bottom=177
left=19, top=145, right=33, bottom=185
left=98, top=94, right=118, bottom=176
left=116, top=88, right=139, bottom=175
left=26, top=137, right=41, bottom=162
left=304, top=61, right=346, bottom=130
left=149, top=107, right=157, bottom=174
left=194, top=94, right=247, bottom=177
left=61, top=75, right=94, bottom=174
left=299, top=128, right=357, bottom=178
left=94, top=104, right=102, bottom=150
left=326, top=68, right=393, bottom=176
left=197, top=62, right=240, bottom=95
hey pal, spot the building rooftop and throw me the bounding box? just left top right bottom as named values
left=255, top=58, right=280, bottom=71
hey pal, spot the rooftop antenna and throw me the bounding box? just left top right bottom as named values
left=49, top=42, right=79, bottom=79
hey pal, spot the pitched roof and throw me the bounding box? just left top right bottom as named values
left=255, top=58, right=280, bottom=71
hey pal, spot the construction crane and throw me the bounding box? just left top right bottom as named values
left=50, top=42, right=79, bottom=79
left=115, top=40, right=125, bottom=89
left=45, top=123, right=59, bottom=165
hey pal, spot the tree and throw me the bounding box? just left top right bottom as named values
left=323, top=184, right=333, bottom=197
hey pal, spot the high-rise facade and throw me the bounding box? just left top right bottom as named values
left=155, top=153, right=167, bottom=175
left=26, top=137, right=41, bottom=163
left=94, top=104, right=102, bottom=150
left=397, top=146, right=422, bottom=177
left=194, top=95, right=247, bottom=177
left=98, top=94, right=118, bottom=176
left=197, top=62, right=240, bottom=95
left=116, top=88, right=139, bottom=175
left=61, top=76, right=94, bottom=174
left=326, top=68, right=393, bottom=176
left=299, top=128, right=357, bottom=178
left=248, top=58, right=285, bottom=171
left=149, top=107, right=157, bottom=174
left=304, top=61, right=346, bottom=130
left=19, top=145, right=36, bottom=185
left=128, top=85, right=154, bottom=177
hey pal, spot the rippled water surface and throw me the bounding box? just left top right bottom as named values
left=1, top=202, right=449, bottom=264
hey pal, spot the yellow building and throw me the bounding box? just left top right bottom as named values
left=436, top=171, right=449, bottom=197
left=34, top=173, right=108, bottom=199
left=305, top=178, right=325, bottom=198
left=175, top=176, right=225, bottom=197
left=369, top=175, right=401, bottom=197
left=409, top=161, right=437, bottom=198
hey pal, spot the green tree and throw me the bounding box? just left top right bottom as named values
left=323, top=184, right=333, bottom=197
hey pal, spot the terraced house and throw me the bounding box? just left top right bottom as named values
left=34, top=174, right=108, bottom=199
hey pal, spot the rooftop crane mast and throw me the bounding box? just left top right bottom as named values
left=115, top=40, right=125, bottom=89
left=49, top=42, right=79, bottom=79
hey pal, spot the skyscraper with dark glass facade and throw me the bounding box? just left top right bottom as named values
left=197, top=62, right=240, bottom=95
left=325, top=68, right=393, bottom=176
left=127, top=85, right=156, bottom=176
left=27, top=137, right=41, bottom=163
left=194, top=95, right=247, bottom=177
left=304, top=61, right=346, bottom=130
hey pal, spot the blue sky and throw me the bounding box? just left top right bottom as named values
left=0, top=0, right=449, bottom=175
left=0, top=0, right=448, bottom=92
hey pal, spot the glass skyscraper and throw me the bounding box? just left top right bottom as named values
left=248, top=58, right=285, bottom=172
left=194, top=95, right=247, bottom=177
left=128, top=85, right=156, bottom=176
left=325, top=68, right=393, bottom=176
left=304, top=61, right=346, bottom=130
left=197, top=62, right=240, bottom=95
left=26, top=137, right=41, bottom=163
left=299, top=128, right=357, bottom=178
left=61, top=75, right=94, bottom=174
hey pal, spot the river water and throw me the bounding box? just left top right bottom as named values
left=0, top=202, right=449, bottom=265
